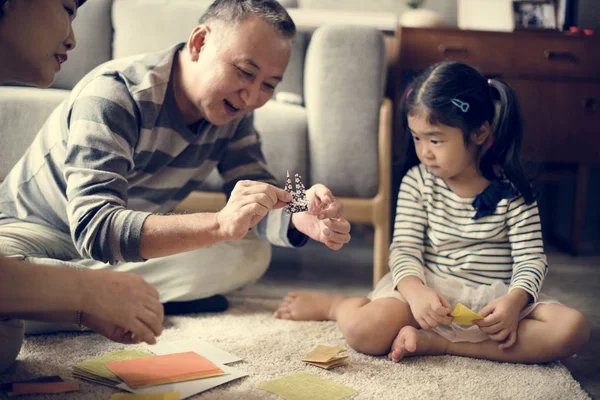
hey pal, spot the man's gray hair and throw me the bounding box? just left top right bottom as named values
left=199, top=0, right=296, bottom=38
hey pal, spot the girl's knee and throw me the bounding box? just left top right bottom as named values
left=559, top=309, right=590, bottom=353
left=545, top=307, right=590, bottom=358
left=341, top=316, right=401, bottom=356
left=343, top=324, right=392, bottom=356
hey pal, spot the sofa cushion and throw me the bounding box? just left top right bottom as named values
left=198, top=100, right=308, bottom=192
left=52, top=0, right=113, bottom=90
left=0, top=88, right=69, bottom=180
left=112, top=0, right=305, bottom=102
left=304, top=25, right=385, bottom=198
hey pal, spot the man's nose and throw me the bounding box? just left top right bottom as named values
left=240, top=82, right=261, bottom=108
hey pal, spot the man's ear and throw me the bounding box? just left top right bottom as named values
left=471, top=121, right=492, bottom=146
left=187, top=25, right=210, bottom=61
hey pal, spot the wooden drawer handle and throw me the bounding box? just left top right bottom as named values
left=544, top=50, right=577, bottom=63
left=583, top=98, right=597, bottom=113
left=438, top=44, right=469, bottom=56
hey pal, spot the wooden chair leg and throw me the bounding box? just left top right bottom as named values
left=570, top=163, right=590, bottom=256
left=372, top=218, right=390, bottom=288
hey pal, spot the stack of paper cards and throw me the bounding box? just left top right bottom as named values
left=302, top=345, right=349, bottom=370
left=73, top=349, right=153, bottom=387
left=72, top=339, right=247, bottom=399
left=116, top=339, right=248, bottom=399
left=451, top=303, right=483, bottom=325
left=106, top=352, right=224, bottom=388
left=258, top=372, right=356, bottom=400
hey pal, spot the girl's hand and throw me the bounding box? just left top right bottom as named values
left=473, top=291, right=527, bottom=349
left=406, top=286, right=453, bottom=329
left=291, top=184, right=351, bottom=250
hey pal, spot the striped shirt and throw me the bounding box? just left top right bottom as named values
left=0, top=44, right=303, bottom=264
left=390, top=164, right=548, bottom=302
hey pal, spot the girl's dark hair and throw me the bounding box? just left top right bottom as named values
left=0, top=0, right=7, bottom=19
left=400, top=61, right=534, bottom=203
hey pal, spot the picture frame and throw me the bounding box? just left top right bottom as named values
left=513, top=0, right=558, bottom=30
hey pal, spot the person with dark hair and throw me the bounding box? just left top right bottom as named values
left=0, top=0, right=351, bottom=337
left=0, top=0, right=164, bottom=374
left=275, top=62, right=589, bottom=365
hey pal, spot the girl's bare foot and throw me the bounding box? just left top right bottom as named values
left=274, top=291, right=347, bottom=321
left=387, top=326, right=449, bottom=362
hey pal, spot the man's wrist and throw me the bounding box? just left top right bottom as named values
left=208, top=212, right=224, bottom=241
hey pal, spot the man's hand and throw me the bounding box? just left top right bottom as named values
left=291, top=184, right=351, bottom=250
left=473, top=290, right=529, bottom=350
left=81, top=313, right=140, bottom=344
left=216, top=180, right=292, bottom=241
left=79, top=269, right=164, bottom=345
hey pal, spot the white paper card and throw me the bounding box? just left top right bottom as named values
left=117, top=364, right=248, bottom=399
left=149, top=338, right=242, bottom=365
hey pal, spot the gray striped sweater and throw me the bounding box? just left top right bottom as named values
left=0, top=44, right=302, bottom=264
left=390, top=164, right=548, bottom=302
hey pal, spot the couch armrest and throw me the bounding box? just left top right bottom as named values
left=0, top=87, right=69, bottom=180
left=304, top=25, right=386, bottom=198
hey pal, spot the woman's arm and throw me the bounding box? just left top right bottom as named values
left=0, top=256, right=82, bottom=314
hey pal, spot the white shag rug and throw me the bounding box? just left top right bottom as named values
left=1, top=296, right=590, bottom=400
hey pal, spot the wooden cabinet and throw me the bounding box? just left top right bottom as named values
left=392, top=27, right=600, bottom=254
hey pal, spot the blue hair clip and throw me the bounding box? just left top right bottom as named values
left=451, top=98, right=469, bottom=113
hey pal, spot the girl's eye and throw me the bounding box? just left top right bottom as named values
left=412, top=136, right=420, bottom=141
left=431, top=140, right=440, bottom=145
left=65, top=7, right=74, bottom=17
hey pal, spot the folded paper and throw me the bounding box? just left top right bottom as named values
left=302, top=345, right=349, bottom=369
left=451, top=303, right=483, bottom=325
left=284, top=170, right=310, bottom=215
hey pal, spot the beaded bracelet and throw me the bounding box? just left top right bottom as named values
left=76, top=310, right=85, bottom=331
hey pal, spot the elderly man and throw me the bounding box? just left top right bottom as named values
left=0, top=0, right=351, bottom=327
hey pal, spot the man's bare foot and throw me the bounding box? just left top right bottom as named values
left=387, top=326, right=449, bottom=362
left=274, top=291, right=347, bottom=321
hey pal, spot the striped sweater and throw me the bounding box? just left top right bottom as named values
left=390, top=164, right=548, bottom=302
left=0, top=44, right=303, bottom=264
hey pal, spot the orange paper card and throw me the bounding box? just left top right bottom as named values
left=105, top=351, right=224, bottom=389
left=11, top=380, right=80, bottom=395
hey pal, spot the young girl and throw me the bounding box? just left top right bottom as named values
left=274, top=61, right=590, bottom=364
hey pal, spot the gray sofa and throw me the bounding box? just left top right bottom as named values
left=0, top=0, right=391, bottom=285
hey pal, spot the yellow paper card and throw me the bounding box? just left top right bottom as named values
left=451, top=303, right=483, bottom=325
left=302, top=345, right=347, bottom=363
left=257, top=372, right=356, bottom=400
left=109, top=393, right=180, bottom=400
